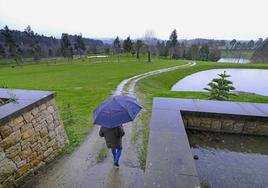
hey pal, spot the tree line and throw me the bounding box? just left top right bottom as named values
left=0, top=25, right=103, bottom=63
left=111, top=30, right=221, bottom=62
left=0, top=25, right=266, bottom=64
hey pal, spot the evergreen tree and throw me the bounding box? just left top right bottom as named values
left=204, top=71, right=235, bottom=100
left=199, top=44, right=210, bottom=61
left=251, top=39, right=268, bottom=63
left=190, top=45, right=199, bottom=60
left=113, top=37, right=120, bottom=53
left=0, top=43, right=6, bottom=58
left=1, top=26, right=22, bottom=64
left=123, top=36, right=133, bottom=53
left=135, top=40, right=143, bottom=59
left=247, top=40, right=254, bottom=50
left=113, top=36, right=121, bottom=62
left=169, top=29, right=178, bottom=58
left=230, top=39, right=237, bottom=49
left=105, top=47, right=110, bottom=55
left=48, top=48, right=53, bottom=57
left=208, top=48, right=221, bottom=61
left=60, top=33, right=73, bottom=58
left=255, top=38, right=263, bottom=49
left=181, top=42, right=186, bottom=59
left=74, top=34, right=86, bottom=57
left=24, top=25, right=42, bottom=61
left=158, top=41, right=169, bottom=58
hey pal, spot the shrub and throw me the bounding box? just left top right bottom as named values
left=204, top=71, right=235, bottom=100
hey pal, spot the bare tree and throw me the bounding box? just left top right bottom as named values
left=143, top=30, right=156, bottom=62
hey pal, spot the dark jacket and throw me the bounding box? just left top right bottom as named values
left=99, top=126, right=125, bottom=148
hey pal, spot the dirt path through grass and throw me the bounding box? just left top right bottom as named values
left=22, top=61, right=195, bottom=188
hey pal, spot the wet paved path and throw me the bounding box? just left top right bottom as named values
left=22, top=61, right=196, bottom=188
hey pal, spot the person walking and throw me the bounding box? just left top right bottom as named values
left=99, top=125, right=125, bottom=168
left=94, top=95, right=141, bottom=167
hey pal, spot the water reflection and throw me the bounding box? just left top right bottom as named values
left=171, top=68, right=268, bottom=96
left=187, top=130, right=268, bottom=188
left=218, top=58, right=251, bottom=64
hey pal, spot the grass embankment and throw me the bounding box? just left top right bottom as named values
left=96, top=144, right=108, bottom=162
left=0, top=55, right=185, bottom=153
left=135, top=61, right=268, bottom=167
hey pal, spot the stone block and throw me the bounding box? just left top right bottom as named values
left=21, top=129, right=34, bottom=140
left=22, top=112, right=34, bottom=123
left=31, top=143, right=41, bottom=152
left=27, top=152, right=38, bottom=161
left=187, top=117, right=200, bottom=127
left=47, top=106, right=55, bottom=113
left=254, top=123, right=268, bottom=134
left=40, top=127, right=49, bottom=138
left=11, top=122, right=24, bottom=132
left=44, top=153, right=56, bottom=163
left=211, top=120, right=221, bottom=129
left=233, top=121, right=244, bottom=133
left=20, top=123, right=33, bottom=133
left=31, top=108, right=39, bottom=116
left=244, top=122, right=257, bottom=133
left=0, top=151, right=5, bottom=162
left=12, top=155, right=21, bottom=164
left=52, top=141, right=60, bottom=150
left=14, top=164, right=30, bottom=178
left=39, top=103, right=46, bottom=111
left=33, top=121, right=46, bottom=132
left=0, top=130, right=21, bottom=149
left=48, top=131, right=56, bottom=139
left=40, top=110, right=49, bottom=119
left=30, top=159, right=41, bottom=167
left=20, top=148, right=32, bottom=159
left=48, top=123, right=55, bottom=131
left=0, top=159, right=17, bottom=182
left=5, top=143, right=21, bottom=158
left=46, top=114, right=54, bottom=124
left=16, top=160, right=27, bottom=168
left=13, top=116, right=24, bottom=124
left=40, top=136, right=49, bottom=146
left=199, top=117, right=211, bottom=128
left=1, top=175, right=14, bottom=187
left=0, top=124, right=13, bottom=138
left=47, top=139, right=56, bottom=148
left=54, top=119, right=60, bottom=127
left=221, top=120, right=234, bottom=131
left=43, top=147, right=53, bottom=158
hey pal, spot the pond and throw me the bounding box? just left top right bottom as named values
left=171, top=68, right=268, bottom=96
left=218, top=58, right=251, bottom=64
left=187, top=130, right=268, bottom=188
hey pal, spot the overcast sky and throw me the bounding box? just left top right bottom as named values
left=0, top=0, right=267, bottom=40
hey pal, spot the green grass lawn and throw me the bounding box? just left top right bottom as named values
left=135, top=61, right=268, bottom=167
left=0, top=56, right=185, bottom=153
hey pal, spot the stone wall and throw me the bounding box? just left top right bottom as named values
left=0, top=98, right=69, bottom=187
left=181, top=111, right=268, bottom=136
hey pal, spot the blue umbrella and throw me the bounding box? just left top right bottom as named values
left=93, top=95, right=142, bottom=128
